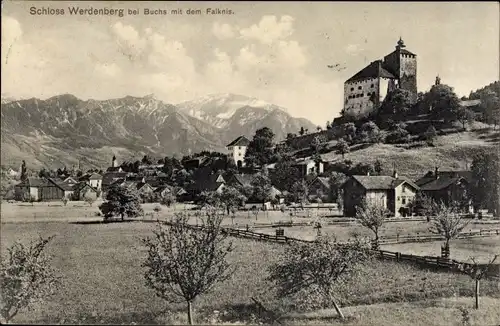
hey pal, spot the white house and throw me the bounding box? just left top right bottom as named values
left=226, top=136, right=251, bottom=168
left=293, top=159, right=324, bottom=177
left=89, top=173, right=103, bottom=191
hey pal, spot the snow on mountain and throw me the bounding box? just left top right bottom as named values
left=176, top=93, right=290, bottom=126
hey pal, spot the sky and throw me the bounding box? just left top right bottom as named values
left=1, top=1, right=499, bottom=125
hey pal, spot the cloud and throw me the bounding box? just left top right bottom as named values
left=240, top=15, right=295, bottom=45
left=212, top=22, right=235, bottom=39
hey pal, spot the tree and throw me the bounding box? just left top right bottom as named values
left=470, top=151, right=500, bottom=215
left=360, top=121, right=383, bottom=143
left=374, top=160, right=383, bottom=175
left=20, top=160, right=27, bottom=181
left=457, top=106, right=475, bottom=130
left=245, top=127, right=275, bottom=168
left=411, top=192, right=439, bottom=219
left=355, top=199, right=390, bottom=250
left=160, top=193, right=177, bottom=207
left=0, top=236, right=59, bottom=323
left=479, top=90, right=500, bottom=128
left=141, top=155, right=153, bottom=165
left=290, top=180, right=309, bottom=204
left=327, top=172, right=348, bottom=203
left=462, top=255, right=498, bottom=309
left=316, top=126, right=322, bottom=132
left=299, top=127, right=305, bottom=136
left=379, top=88, right=413, bottom=118
left=217, top=186, right=247, bottom=215
left=250, top=173, right=272, bottom=203
left=423, top=84, right=461, bottom=122
left=311, top=135, right=327, bottom=153
left=61, top=197, right=68, bottom=206
left=142, top=211, right=234, bottom=325
left=424, top=125, right=438, bottom=145
left=98, top=185, right=144, bottom=221
left=84, top=194, right=95, bottom=207
left=341, top=123, right=357, bottom=144
left=267, top=236, right=370, bottom=319
left=326, top=121, right=331, bottom=130
left=428, top=202, right=470, bottom=259
left=386, top=122, right=410, bottom=144
left=335, top=139, right=349, bottom=159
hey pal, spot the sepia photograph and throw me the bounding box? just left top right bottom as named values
left=1, top=1, right=499, bottom=325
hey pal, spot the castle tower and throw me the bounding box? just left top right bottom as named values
left=111, top=155, right=117, bottom=168
left=435, top=75, right=441, bottom=85
left=383, top=37, right=418, bottom=103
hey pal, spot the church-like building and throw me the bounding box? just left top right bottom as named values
left=343, top=38, right=418, bottom=118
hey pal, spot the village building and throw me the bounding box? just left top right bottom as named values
left=343, top=38, right=417, bottom=118
left=226, top=136, right=251, bottom=168
left=292, top=159, right=324, bottom=177
left=14, top=177, right=68, bottom=201
left=72, top=182, right=99, bottom=201
left=342, top=172, right=419, bottom=217
left=307, top=176, right=331, bottom=201
left=415, top=169, right=474, bottom=213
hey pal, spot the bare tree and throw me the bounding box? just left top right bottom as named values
left=0, top=235, right=59, bottom=323
left=428, top=202, right=470, bottom=259
left=355, top=199, right=390, bottom=250
left=142, top=210, right=234, bottom=325
left=84, top=194, right=95, bottom=207
left=462, top=255, right=498, bottom=309
left=268, top=235, right=370, bottom=320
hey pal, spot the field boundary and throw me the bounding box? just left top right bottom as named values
left=161, top=221, right=500, bottom=280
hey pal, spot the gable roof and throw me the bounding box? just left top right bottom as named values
left=106, top=167, right=122, bottom=172
left=227, top=136, right=251, bottom=147
left=420, top=176, right=468, bottom=191
left=102, top=172, right=128, bottom=185
left=416, top=170, right=472, bottom=187
left=73, top=182, right=98, bottom=192
left=192, top=173, right=226, bottom=192
left=346, top=60, right=396, bottom=83
left=309, top=177, right=330, bottom=189
left=89, top=173, right=102, bottom=180
left=49, top=178, right=74, bottom=191
left=231, top=174, right=255, bottom=187
left=349, top=175, right=419, bottom=191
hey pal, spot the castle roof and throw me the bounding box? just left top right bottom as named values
left=346, top=60, right=396, bottom=83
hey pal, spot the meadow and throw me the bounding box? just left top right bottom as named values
left=1, top=220, right=499, bottom=325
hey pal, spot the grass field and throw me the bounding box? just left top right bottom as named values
left=1, top=221, right=499, bottom=324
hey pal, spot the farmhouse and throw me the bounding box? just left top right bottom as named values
left=227, top=173, right=255, bottom=188
left=292, top=159, right=324, bottom=176
left=416, top=169, right=474, bottom=213
left=226, top=136, right=250, bottom=168
left=342, top=172, right=419, bottom=217
left=14, top=177, right=67, bottom=201
left=72, top=182, right=99, bottom=200
left=307, top=176, right=331, bottom=201
left=189, top=173, right=226, bottom=196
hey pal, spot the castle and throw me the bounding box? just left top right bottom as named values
left=343, top=38, right=417, bottom=118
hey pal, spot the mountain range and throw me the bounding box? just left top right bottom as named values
left=0, top=93, right=316, bottom=170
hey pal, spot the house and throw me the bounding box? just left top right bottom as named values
left=63, top=176, right=78, bottom=186
left=72, top=182, right=99, bottom=201
left=106, top=167, right=123, bottom=173
left=293, top=159, right=324, bottom=177
left=416, top=168, right=474, bottom=213
left=102, top=172, right=128, bottom=191
left=227, top=173, right=255, bottom=188
left=342, top=172, right=420, bottom=217
left=154, top=185, right=173, bottom=198
left=226, top=136, right=251, bottom=168
left=183, top=156, right=209, bottom=170
left=88, top=173, right=103, bottom=190
left=14, top=177, right=67, bottom=201
left=189, top=173, right=226, bottom=196
left=51, top=178, right=75, bottom=199
left=308, top=176, right=331, bottom=201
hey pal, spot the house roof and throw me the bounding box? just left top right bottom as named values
left=419, top=177, right=466, bottom=191
left=102, top=172, right=128, bottom=185
left=309, top=177, right=330, bottom=189
left=106, top=167, right=122, bottom=172
left=23, top=177, right=51, bottom=187
left=50, top=179, right=74, bottom=191
left=73, top=182, right=98, bottom=192
left=192, top=173, right=226, bottom=192
left=154, top=185, right=172, bottom=193
left=231, top=174, right=255, bottom=187
left=346, top=60, right=396, bottom=83
left=350, top=175, right=420, bottom=191
left=460, top=99, right=482, bottom=107
left=416, top=170, right=472, bottom=187
left=227, top=136, right=251, bottom=147
left=89, top=173, right=102, bottom=180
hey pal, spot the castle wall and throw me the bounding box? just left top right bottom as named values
left=343, top=78, right=379, bottom=118
left=399, top=54, right=418, bottom=102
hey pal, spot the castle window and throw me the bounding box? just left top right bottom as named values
left=371, top=84, right=374, bottom=88
left=358, top=86, right=362, bottom=90
left=350, top=87, right=354, bottom=91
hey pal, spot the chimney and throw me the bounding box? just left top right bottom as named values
left=393, top=170, right=398, bottom=179
left=434, top=167, right=439, bottom=180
